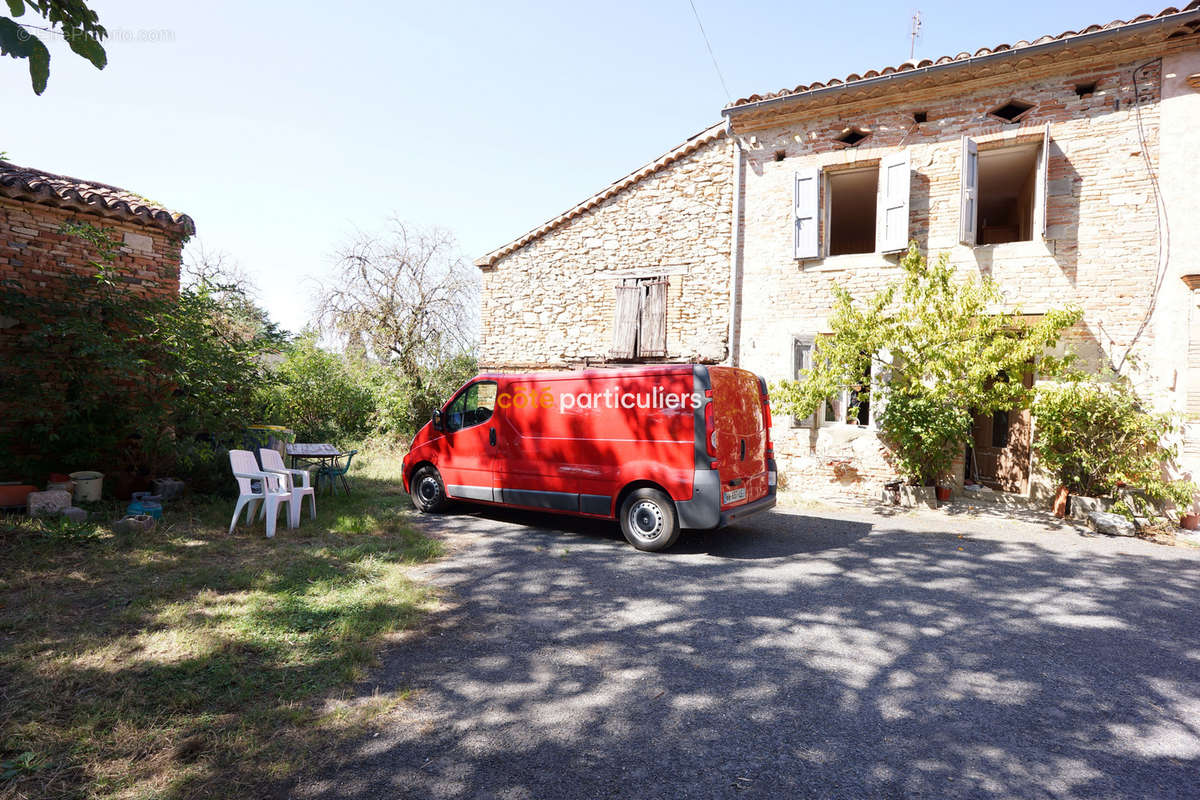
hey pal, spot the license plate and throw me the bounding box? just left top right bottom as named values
left=723, top=487, right=747, bottom=504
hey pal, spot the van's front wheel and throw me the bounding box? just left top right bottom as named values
left=619, top=488, right=680, bottom=551
left=411, top=466, right=448, bottom=513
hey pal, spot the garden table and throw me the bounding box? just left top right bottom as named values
left=286, top=443, right=356, bottom=495
left=286, top=442, right=341, bottom=471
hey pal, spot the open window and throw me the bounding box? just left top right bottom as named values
left=794, top=152, right=910, bottom=260
left=960, top=124, right=1050, bottom=246
left=611, top=277, right=667, bottom=359
left=826, top=167, right=877, bottom=256
left=791, top=337, right=816, bottom=427
left=795, top=339, right=890, bottom=429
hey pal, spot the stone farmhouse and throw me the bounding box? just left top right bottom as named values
left=476, top=4, right=1200, bottom=502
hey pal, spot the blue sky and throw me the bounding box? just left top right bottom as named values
left=1, top=0, right=1145, bottom=332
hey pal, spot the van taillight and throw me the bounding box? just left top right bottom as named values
left=761, top=394, right=774, bottom=457
left=704, top=401, right=717, bottom=457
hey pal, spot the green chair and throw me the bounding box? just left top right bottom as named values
left=316, top=450, right=357, bottom=495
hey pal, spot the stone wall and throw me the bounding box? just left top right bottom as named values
left=0, top=197, right=182, bottom=303
left=1159, top=49, right=1200, bottom=483
left=479, top=133, right=733, bottom=370
left=735, top=53, right=1173, bottom=499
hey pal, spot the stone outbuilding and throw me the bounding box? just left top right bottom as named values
left=477, top=4, right=1200, bottom=503
left=0, top=160, right=195, bottom=444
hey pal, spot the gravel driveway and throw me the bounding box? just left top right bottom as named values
left=295, top=503, right=1200, bottom=800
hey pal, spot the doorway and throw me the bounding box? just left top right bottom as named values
left=966, top=373, right=1034, bottom=494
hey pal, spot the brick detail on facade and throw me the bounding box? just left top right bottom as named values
left=730, top=55, right=1176, bottom=499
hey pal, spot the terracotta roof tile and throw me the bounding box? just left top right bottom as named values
left=0, top=160, right=195, bottom=235
left=727, top=2, right=1200, bottom=110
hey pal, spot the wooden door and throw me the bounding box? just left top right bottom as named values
left=969, top=374, right=1033, bottom=494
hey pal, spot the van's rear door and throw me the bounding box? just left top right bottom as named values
left=708, top=366, right=769, bottom=509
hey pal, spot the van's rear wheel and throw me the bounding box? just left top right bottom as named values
left=411, top=466, right=448, bottom=513
left=619, top=488, right=680, bottom=551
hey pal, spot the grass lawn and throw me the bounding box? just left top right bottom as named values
left=0, top=450, right=442, bottom=799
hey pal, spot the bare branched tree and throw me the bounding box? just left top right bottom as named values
left=181, top=242, right=283, bottom=345
left=316, top=219, right=479, bottom=383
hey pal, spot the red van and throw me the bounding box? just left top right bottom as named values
left=401, top=364, right=776, bottom=551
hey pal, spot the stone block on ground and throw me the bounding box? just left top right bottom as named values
left=60, top=507, right=87, bottom=523
left=1070, top=495, right=1112, bottom=522
left=1088, top=510, right=1136, bottom=537
left=27, top=489, right=72, bottom=517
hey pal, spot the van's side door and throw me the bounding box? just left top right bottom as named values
left=438, top=380, right=499, bottom=502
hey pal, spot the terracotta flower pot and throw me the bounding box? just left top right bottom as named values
left=1052, top=485, right=1070, bottom=518
left=936, top=486, right=952, bottom=502
left=1182, top=513, right=1200, bottom=531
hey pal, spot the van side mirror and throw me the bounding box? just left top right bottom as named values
left=431, top=410, right=443, bottom=431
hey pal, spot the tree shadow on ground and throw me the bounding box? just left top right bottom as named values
left=294, top=507, right=1200, bottom=800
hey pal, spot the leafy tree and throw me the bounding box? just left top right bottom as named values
left=257, top=334, right=376, bottom=443
left=772, top=244, right=1081, bottom=485
left=316, top=218, right=478, bottom=423
left=1, top=0, right=106, bottom=95
left=1033, top=373, right=1195, bottom=517
left=367, top=351, right=478, bottom=441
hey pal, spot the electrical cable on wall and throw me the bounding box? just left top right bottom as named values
left=687, top=0, right=732, bottom=104
left=1114, top=57, right=1171, bottom=375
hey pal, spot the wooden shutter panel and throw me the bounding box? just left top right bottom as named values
left=877, top=150, right=911, bottom=253
left=638, top=279, right=667, bottom=358
left=611, top=283, right=640, bottom=359
left=1034, top=122, right=1050, bottom=240
left=794, top=167, right=821, bottom=259
left=959, top=136, right=978, bottom=246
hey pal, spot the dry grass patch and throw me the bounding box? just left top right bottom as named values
left=0, top=451, right=442, bottom=799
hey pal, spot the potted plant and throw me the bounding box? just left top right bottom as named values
left=1033, top=374, right=1197, bottom=524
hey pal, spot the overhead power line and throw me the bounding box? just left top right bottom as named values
left=687, top=0, right=732, bottom=103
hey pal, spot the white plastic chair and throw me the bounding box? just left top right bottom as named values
left=259, top=447, right=316, bottom=528
left=228, top=449, right=294, bottom=538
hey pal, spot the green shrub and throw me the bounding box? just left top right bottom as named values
left=257, top=334, right=376, bottom=442
left=0, top=224, right=281, bottom=485
left=1033, top=374, right=1196, bottom=516
left=367, top=353, right=477, bottom=442
left=772, top=244, right=1080, bottom=486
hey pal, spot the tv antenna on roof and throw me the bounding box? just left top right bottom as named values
left=910, top=10, right=923, bottom=60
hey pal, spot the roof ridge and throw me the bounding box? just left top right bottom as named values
left=727, top=2, right=1200, bottom=110
left=0, top=159, right=195, bottom=236
left=475, top=122, right=726, bottom=268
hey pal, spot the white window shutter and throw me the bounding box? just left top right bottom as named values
left=794, top=167, right=821, bottom=260
left=1034, top=122, right=1050, bottom=240
left=877, top=151, right=911, bottom=253
left=959, top=136, right=978, bottom=246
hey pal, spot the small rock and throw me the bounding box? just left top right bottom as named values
left=113, top=514, right=156, bottom=534
left=60, top=507, right=87, bottom=523
left=1088, top=511, right=1136, bottom=537
left=27, top=489, right=72, bottom=517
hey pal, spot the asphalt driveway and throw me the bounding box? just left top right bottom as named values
left=295, top=503, right=1200, bottom=800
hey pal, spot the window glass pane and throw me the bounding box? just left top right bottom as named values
left=792, top=339, right=816, bottom=427
left=469, top=382, right=497, bottom=427
left=446, top=391, right=468, bottom=431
